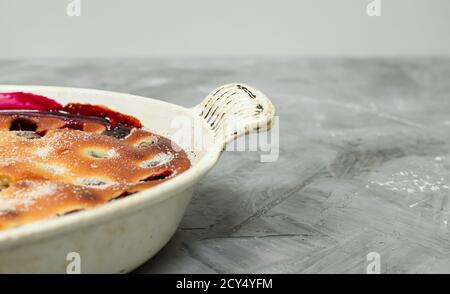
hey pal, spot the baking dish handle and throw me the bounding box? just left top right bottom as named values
left=193, top=83, right=275, bottom=147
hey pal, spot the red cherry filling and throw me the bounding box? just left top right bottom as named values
left=0, top=92, right=143, bottom=138
left=63, top=103, right=142, bottom=128
left=0, top=92, right=63, bottom=111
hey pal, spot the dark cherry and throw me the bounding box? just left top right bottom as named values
left=142, top=170, right=173, bottom=182
left=102, top=124, right=133, bottom=139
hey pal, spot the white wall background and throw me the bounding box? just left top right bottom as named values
left=0, top=0, right=449, bottom=58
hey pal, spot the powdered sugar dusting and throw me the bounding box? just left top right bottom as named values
left=34, top=146, right=53, bottom=158
left=0, top=126, right=191, bottom=229
left=24, top=181, right=58, bottom=200
left=140, top=152, right=174, bottom=168
left=0, top=199, right=20, bottom=215
left=365, top=156, right=450, bottom=195
left=0, top=181, right=59, bottom=215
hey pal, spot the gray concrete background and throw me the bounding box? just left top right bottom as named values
left=1, top=58, right=450, bottom=273
left=0, top=0, right=450, bottom=58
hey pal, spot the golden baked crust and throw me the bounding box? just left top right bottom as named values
left=0, top=112, right=191, bottom=230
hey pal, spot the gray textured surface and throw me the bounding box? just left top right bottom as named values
left=1, top=58, right=450, bottom=274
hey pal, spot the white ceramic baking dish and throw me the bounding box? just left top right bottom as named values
left=0, top=83, right=274, bottom=273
